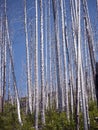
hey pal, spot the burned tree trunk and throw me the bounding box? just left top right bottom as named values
left=40, top=0, right=45, bottom=125
left=96, top=62, right=98, bottom=105
left=35, top=0, right=39, bottom=129
left=24, top=0, right=32, bottom=114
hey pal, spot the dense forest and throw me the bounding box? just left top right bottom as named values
left=0, top=0, right=98, bottom=130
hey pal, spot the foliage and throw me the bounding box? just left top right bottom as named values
left=0, top=103, right=19, bottom=130
left=89, top=101, right=98, bottom=130
left=0, top=102, right=98, bottom=130
left=43, top=109, right=75, bottom=130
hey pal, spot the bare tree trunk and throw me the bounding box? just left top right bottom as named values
left=2, top=0, right=7, bottom=112
left=97, top=0, right=98, bottom=13
left=53, top=46, right=58, bottom=109
left=0, top=17, right=2, bottom=112
left=7, top=35, right=22, bottom=125
left=33, top=84, right=35, bottom=112
left=82, top=0, right=96, bottom=102
left=8, top=60, right=11, bottom=103
left=70, top=0, right=77, bottom=61
left=6, top=25, right=23, bottom=125
left=45, top=83, right=49, bottom=109
left=35, top=0, right=39, bottom=129
left=80, top=54, right=88, bottom=130
left=24, top=0, right=32, bottom=114
left=48, top=0, right=52, bottom=109
left=76, top=1, right=88, bottom=129
left=4, top=0, right=22, bottom=124
left=52, top=0, right=63, bottom=111
left=83, top=19, right=90, bottom=128
left=0, top=16, right=2, bottom=113
left=0, top=50, right=1, bottom=112
left=82, top=0, right=96, bottom=78
left=45, top=0, right=48, bottom=110
left=76, top=0, right=81, bottom=129
left=60, top=0, right=69, bottom=119
left=40, top=0, right=45, bottom=125
left=29, top=23, right=35, bottom=113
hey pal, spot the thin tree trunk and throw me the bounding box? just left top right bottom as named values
left=76, top=0, right=81, bottom=129
left=5, top=0, right=22, bottom=124
left=24, top=0, right=32, bottom=114
left=0, top=16, right=2, bottom=113
left=52, top=0, right=63, bottom=111
left=80, top=58, right=88, bottom=130
left=70, top=0, right=77, bottom=61
left=97, top=0, right=98, bottom=13
left=45, top=0, right=48, bottom=110
left=8, top=60, right=11, bottom=103
left=53, top=44, right=58, bottom=109
left=35, top=0, right=39, bottom=129
left=40, top=0, right=45, bottom=125
left=2, top=0, right=7, bottom=112
left=82, top=0, right=96, bottom=101
left=82, top=0, right=96, bottom=78
left=7, top=25, right=23, bottom=125
left=60, top=0, right=69, bottom=119
left=48, top=0, right=52, bottom=109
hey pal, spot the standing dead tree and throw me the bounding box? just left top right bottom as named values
left=52, top=0, right=63, bottom=111
left=40, top=0, right=45, bottom=125
left=24, top=0, right=32, bottom=114
left=35, top=0, right=39, bottom=129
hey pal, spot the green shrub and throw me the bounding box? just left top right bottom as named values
left=0, top=101, right=98, bottom=130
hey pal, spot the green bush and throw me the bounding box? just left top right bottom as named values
left=0, top=101, right=98, bottom=130
left=43, top=110, right=75, bottom=130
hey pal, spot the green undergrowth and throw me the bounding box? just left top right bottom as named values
left=0, top=101, right=98, bottom=130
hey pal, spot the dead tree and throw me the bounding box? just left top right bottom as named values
left=35, top=0, right=39, bottom=129
left=40, top=0, right=45, bottom=125
left=24, top=0, right=32, bottom=114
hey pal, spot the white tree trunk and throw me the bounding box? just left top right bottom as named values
left=83, top=0, right=95, bottom=77
left=2, top=0, right=7, bottom=112
left=52, top=0, right=63, bottom=111
left=24, top=0, right=32, bottom=114
left=40, top=0, right=45, bottom=124
left=70, top=0, right=77, bottom=61
left=35, top=0, right=39, bottom=129
left=80, top=56, right=88, bottom=130
left=0, top=16, right=2, bottom=112
left=8, top=60, right=11, bottom=103
left=5, top=0, right=22, bottom=124
left=48, top=0, right=52, bottom=109
left=45, top=0, right=48, bottom=110
left=76, top=0, right=81, bottom=129
left=60, top=0, right=69, bottom=119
